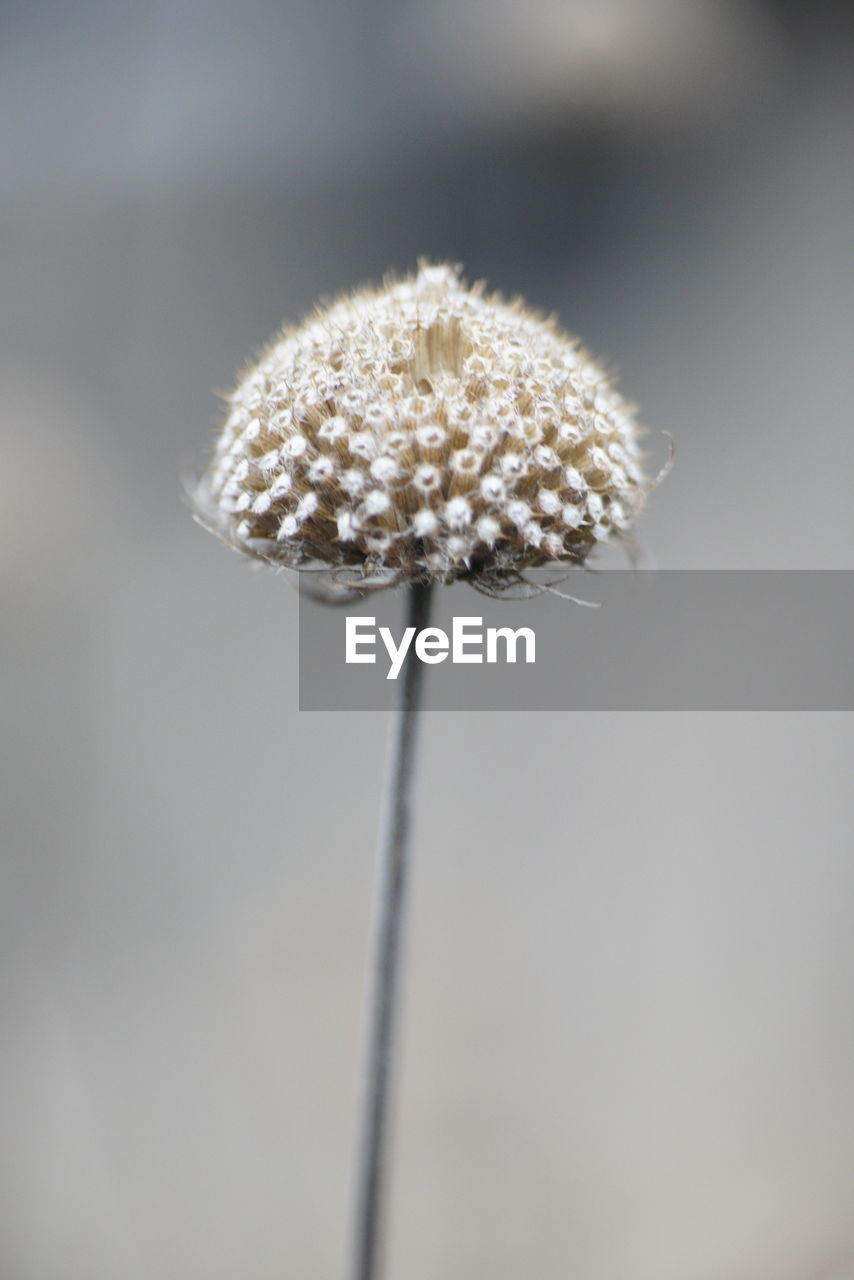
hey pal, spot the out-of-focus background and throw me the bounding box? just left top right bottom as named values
left=2, top=1, right=853, bottom=1277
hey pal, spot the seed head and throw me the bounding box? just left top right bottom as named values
left=194, top=262, right=654, bottom=591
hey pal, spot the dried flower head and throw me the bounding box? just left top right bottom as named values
left=194, top=262, right=654, bottom=591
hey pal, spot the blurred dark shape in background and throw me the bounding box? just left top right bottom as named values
left=1, top=3, right=853, bottom=1278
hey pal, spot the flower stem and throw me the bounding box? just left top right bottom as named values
left=350, top=581, right=433, bottom=1280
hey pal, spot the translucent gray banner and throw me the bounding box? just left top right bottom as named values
left=298, top=571, right=854, bottom=711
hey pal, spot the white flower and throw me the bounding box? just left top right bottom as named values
left=194, top=261, right=653, bottom=588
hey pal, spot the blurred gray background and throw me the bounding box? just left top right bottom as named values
left=2, top=1, right=853, bottom=1277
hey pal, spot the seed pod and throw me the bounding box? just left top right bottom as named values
left=194, top=262, right=652, bottom=590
